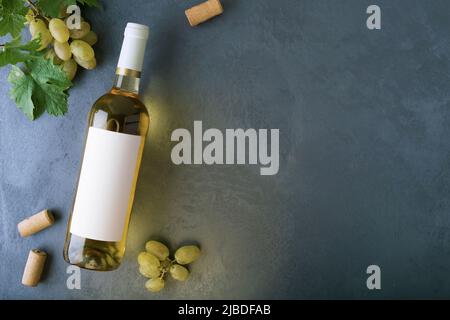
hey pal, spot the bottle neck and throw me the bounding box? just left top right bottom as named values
left=112, top=73, right=140, bottom=95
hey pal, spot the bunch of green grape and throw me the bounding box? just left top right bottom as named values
left=26, top=8, right=98, bottom=81
left=137, top=241, right=201, bottom=293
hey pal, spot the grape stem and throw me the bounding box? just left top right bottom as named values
left=159, top=258, right=175, bottom=279
left=25, top=0, right=50, bottom=22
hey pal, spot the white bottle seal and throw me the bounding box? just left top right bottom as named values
left=117, top=23, right=149, bottom=74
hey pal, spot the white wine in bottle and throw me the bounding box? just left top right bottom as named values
left=63, top=23, right=150, bottom=271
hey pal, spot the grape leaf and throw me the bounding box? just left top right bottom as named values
left=0, top=36, right=41, bottom=67
left=37, top=0, right=100, bottom=18
left=0, top=0, right=28, bottom=37
left=8, top=56, right=72, bottom=120
left=77, top=0, right=100, bottom=8
left=36, top=0, right=74, bottom=17
left=5, top=36, right=41, bottom=51
left=8, top=65, right=35, bottom=119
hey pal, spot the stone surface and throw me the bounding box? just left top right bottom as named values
left=1, top=0, right=450, bottom=299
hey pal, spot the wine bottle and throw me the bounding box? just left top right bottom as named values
left=63, top=23, right=150, bottom=271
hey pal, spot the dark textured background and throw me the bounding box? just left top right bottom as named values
left=1, top=0, right=450, bottom=299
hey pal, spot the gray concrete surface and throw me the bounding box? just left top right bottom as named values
left=1, top=0, right=450, bottom=299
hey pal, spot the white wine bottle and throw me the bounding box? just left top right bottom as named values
left=64, top=23, right=150, bottom=271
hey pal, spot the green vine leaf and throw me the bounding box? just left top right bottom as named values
left=0, top=0, right=101, bottom=120
left=8, top=56, right=72, bottom=120
left=0, top=0, right=28, bottom=37
left=0, top=36, right=41, bottom=67
left=37, top=0, right=100, bottom=18
left=77, top=0, right=100, bottom=8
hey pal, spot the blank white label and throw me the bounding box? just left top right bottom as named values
left=70, top=127, right=142, bottom=242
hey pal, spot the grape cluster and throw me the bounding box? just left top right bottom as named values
left=137, top=241, right=201, bottom=293
left=26, top=9, right=98, bottom=81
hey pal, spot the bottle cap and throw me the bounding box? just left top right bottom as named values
left=116, top=23, right=149, bottom=76
left=124, top=23, right=149, bottom=39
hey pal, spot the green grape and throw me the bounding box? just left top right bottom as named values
left=174, top=245, right=201, bottom=265
left=70, top=40, right=94, bottom=61
left=62, top=59, right=78, bottom=81
left=138, top=252, right=161, bottom=278
left=49, top=18, right=70, bottom=42
left=33, top=29, right=53, bottom=51
left=69, top=21, right=91, bottom=39
left=74, top=55, right=97, bottom=70
left=139, top=265, right=161, bottom=279
left=54, top=41, right=72, bottom=61
left=137, top=252, right=160, bottom=268
left=145, top=278, right=165, bottom=293
left=169, top=264, right=190, bottom=281
left=25, top=9, right=34, bottom=24
left=145, top=241, right=170, bottom=261
left=29, top=19, right=46, bottom=37
left=44, top=48, right=63, bottom=65
left=81, top=31, right=98, bottom=46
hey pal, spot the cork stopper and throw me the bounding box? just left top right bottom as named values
left=185, top=0, right=224, bottom=27
left=17, top=209, right=55, bottom=237
left=22, top=249, right=47, bottom=287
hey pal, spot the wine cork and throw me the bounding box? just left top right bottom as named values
left=22, top=249, right=47, bottom=287
left=17, top=209, right=55, bottom=237
left=185, top=0, right=224, bottom=27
